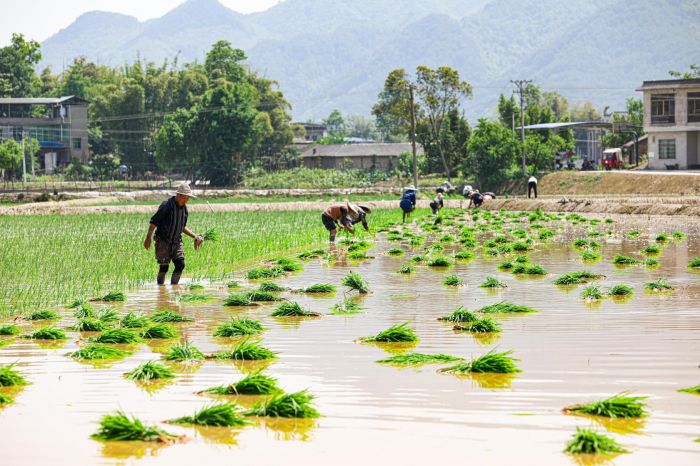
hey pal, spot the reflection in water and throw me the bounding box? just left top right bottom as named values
left=360, top=341, right=418, bottom=355
left=100, top=440, right=169, bottom=460
left=262, top=417, right=318, bottom=441
left=134, top=378, right=177, bottom=396
left=192, top=424, right=247, bottom=446
left=442, top=372, right=518, bottom=390
left=470, top=332, right=501, bottom=346
left=566, top=452, right=623, bottom=466
left=565, top=412, right=647, bottom=436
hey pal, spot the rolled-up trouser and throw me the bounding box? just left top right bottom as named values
left=155, top=238, right=185, bottom=266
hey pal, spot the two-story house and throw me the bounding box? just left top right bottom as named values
left=637, top=78, right=700, bottom=169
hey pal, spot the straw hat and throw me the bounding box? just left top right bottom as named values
left=175, top=183, right=196, bottom=198
left=404, top=185, right=416, bottom=191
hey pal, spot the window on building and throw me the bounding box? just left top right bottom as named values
left=72, top=138, right=81, bottom=149
left=688, top=92, right=700, bottom=123
left=658, top=139, right=676, bottom=159
left=650, top=94, right=675, bottom=124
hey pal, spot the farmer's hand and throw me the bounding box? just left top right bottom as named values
left=194, top=235, right=204, bottom=250
left=144, top=237, right=152, bottom=250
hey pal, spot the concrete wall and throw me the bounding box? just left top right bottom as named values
left=688, top=131, right=699, bottom=167
left=647, top=131, right=687, bottom=169
left=68, top=104, right=89, bottom=163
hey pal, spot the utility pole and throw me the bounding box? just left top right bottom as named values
left=21, top=132, right=27, bottom=184
left=511, top=79, right=532, bottom=175
left=408, top=84, right=418, bottom=190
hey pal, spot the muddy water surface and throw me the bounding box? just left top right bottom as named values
left=1, top=213, right=699, bottom=465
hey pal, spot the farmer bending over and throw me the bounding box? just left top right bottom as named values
left=144, top=183, right=204, bottom=285
left=467, top=190, right=495, bottom=209
left=322, top=203, right=371, bottom=242
left=528, top=175, right=538, bottom=198
left=400, top=185, right=417, bottom=223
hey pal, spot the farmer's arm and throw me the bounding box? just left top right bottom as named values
left=361, top=213, right=369, bottom=232
left=182, top=226, right=200, bottom=239
left=144, top=223, right=156, bottom=249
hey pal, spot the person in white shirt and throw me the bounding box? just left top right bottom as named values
left=528, top=176, right=538, bottom=199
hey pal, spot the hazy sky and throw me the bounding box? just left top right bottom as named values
left=0, top=0, right=282, bottom=46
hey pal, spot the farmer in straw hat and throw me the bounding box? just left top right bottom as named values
left=144, top=183, right=204, bottom=285
left=400, top=184, right=417, bottom=223
left=321, top=202, right=372, bottom=242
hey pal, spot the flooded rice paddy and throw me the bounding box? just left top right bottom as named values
left=1, top=211, right=699, bottom=465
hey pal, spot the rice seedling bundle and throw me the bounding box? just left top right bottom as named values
left=511, top=229, right=527, bottom=238
left=427, top=256, right=452, bottom=267
left=460, top=237, right=478, bottom=248
left=580, top=250, right=602, bottom=262
left=214, top=318, right=264, bottom=337
left=0, top=393, right=12, bottom=404
left=484, top=240, right=498, bottom=249
left=478, top=301, right=538, bottom=314
left=223, top=293, right=254, bottom=307
left=573, top=239, right=589, bottom=249
left=92, top=410, right=179, bottom=443
left=70, top=344, right=130, bottom=360
left=150, top=310, right=193, bottom=322
left=564, top=427, right=628, bottom=455
left=376, top=353, right=462, bottom=366
left=497, top=244, right=513, bottom=254
left=678, top=385, right=700, bottom=394
left=179, top=293, right=213, bottom=303
left=454, top=250, right=475, bottom=260
left=27, top=310, right=60, bottom=321
left=169, top=402, right=250, bottom=427
left=347, top=240, right=371, bottom=251
left=626, top=230, right=640, bottom=237
left=588, top=240, right=602, bottom=249
left=270, top=302, right=320, bottom=317
left=120, top=312, right=150, bottom=328
left=397, top=264, right=415, bottom=274
left=258, top=281, right=287, bottom=292
left=587, top=231, right=601, bottom=238
left=0, top=364, right=29, bottom=386
left=214, top=338, right=277, bottom=360
left=73, top=304, right=95, bottom=319
left=644, top=279, right=674, bottom=292
left=100, top=291, right=126, bottom=302
left=227, top=280, right=241, bottom=289
left=203, top=227, right=221, bottom=242
left=89, top=328, right=140, bottom=344
left=126, top=361, right=176, bottom=381
left=453, top=316, right=501, bottom=333
left=439, top=234, right=456, bottom=243
left=497, top=259, right=514, bottom=270
left=409, top=255, right=427, bottom=263
left=581, top=284, right=605, bottom=300
left=71, top=318, right=106, bottom=332
left=273, top=258, right=303, bottom=272
left=553, top=271, right=603, bottom=286
left=608, top=284, right=634, bottom=297
left=140, top=324, right=178, bottom=339
left=512, top=241, right=530, bottom=252
left=330, top=300, right=362, bottom=315
left=484, top=248, right=498, bottom=257
left=361, top=323, right=418, bottom=343
left=565, top=392, right=648, bottom=418
left=672, top=230, right=685, bottom=240
left=443, top=275, right=462, bottom=286
left=303, top=283, right=336, bottom=293
left=644, top=257, right=660, bottom=267
left=246, top=390, right=319, bottom=418
left=441, top=349, right=520, bottom=374
left=342, top=272, right=369, bottom=294
left=0, top=324, right=20, bottom=335
left=25, top=326, right=67, bottom=340
left=613, top=255, right=640, bottom=265
left=493, top=236, right=511, bottom=244
left=204, top=372, right=280, bottom=395
left=511, top=264, right=547, bottom=275
left=640, top=244, right=661, bottom=255
left=163, top=342, right=205, bottom=361
left=97, top=308, right=119, bottom=323
left=186, top=282, right=205, bottom=291
left=348, top=251, right=371, bottom=260
left=68, top=298, right=87, bottom=309
left=479, top=277, right=506, bottom=288
left=246, top=266, right=285, bottom=280
left=427, top=244, right=445, bottom=253
left=688, top=257, right=700, bottom=269
left=298, top=248, right=327, bottom=259
left=538, top=229, right=554, bottom=240
left=387, top=248, right=405, bottom=256
left=655, top=233, right=670, bottom=242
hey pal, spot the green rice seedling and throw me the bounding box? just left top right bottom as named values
left=439, top=234, right=455, bottom=243
left=376, top=353, right=462, bottom=366
left=347, top=240, right=371, bottom=251
left=246, top=266, right=285, bottom=280
left=608, top=284, right=634, bottom=297
left=605, top=218, right=614, bottom=224
left=409, top=255, right=427, bottom=263
left=479, top=276, right=506, bottom=288
left=688, top=257, right=700, bottom=269
left=539, top=229, right=554, bottom=240
left=214, top=338, right=277, bottom=360
left=246, top=390, right=319, bottom=418
left=408, top=237, right=423, bottom=247
left=655, top=233, right=669, bottom=242
left=297, top=248, right=327, bottom=259
left=71, top=318, right=105, bottom=332
left=484, top=248, right=499, bottom=257
left=497, top=244, right=513, bottom=254
left=247, top=289, right=284, bottom=302
left=274, top=258, right=303, bottom=272
left=214, top=318, right=264, bottom=337
left=613, top=255, right=640, bottom=265
left=565, top=392, right=648, bottom=418
left=303, top=283, right=336, bottom=293
left=573, top=239, right=589, bottom=249
left=0, top=393, right=13, bottom=404
left=512, top=241, right=530, bottom=252
left=163, top=342, right=205, bottom=361
left=100, top=291, right=126, bottom=302
left=454, top=250, right=475, bottom=260
left=72, top=304, right=95, bottom=319
left=348, top=251, right=371, bottom=260
left=70, top=344, right=130, bottom=360
left=330, top=300, right=362, bottom=315
left=492, top=236, right=511, bottom=244
left=672, top=230, right=685, bottom=240
left=443, top=275, right=462, bottom=286
left=426, top=244, right=445, bottom=253
left=204, top=372, right=280, bottom=395
left=387, top=248, right=405, bottom=256
left=270, top=302, right=320, bottom=317
left=460, top=237, right=478, bottom=248
left=580, top=250, right=602, bottom=262
left=553, top=271, right=603, bottom=286
left=179, top=293, right=213, bottom=303
left=68, top=298, right=87, bottom=309
left=514, top=255, right=529, bottom=264
left=564, top=427, right=628, bottom=455
left=223, top=293, right=254, bottom=307
left=140, top=324, right=178, bottom=339
left=511, top=228, right=527, bottom=238
left=581, top=284, right=605, bottom=300
left=497, top=259, right=514, bottom=270
left=397, top=264, right=415, bottom=274
left=0, top=364, right=29, bottom=386
left=478, top=301, right=538, bottom=314
left=678, top=385, right=700, bottom=394
left=97, top=308, right=119, bottom=323
left=644, top=257, right=660, bottom=267
left=92, top=410, right=179, bottom=442
left=587, top=231, right=601, bottom=238
left=454, top=316, right=501, bottom=333
left=120, top=312, right=150, bottom=328
left=169, top=402, right=250, bottom=427
left=640, top=244, right=661, bottom=255
left=644, top=279, right=674, bottom=292
left=483, top=240, right=498, bottom=249
left=0, top=324, right=20, bottom=335
left=428, top=256, right=452, bottom=267
left=27, top=310, right=60, bottom=321
left=90, top=328, right=141, bottom=344
left=441, top=349, right=520, bottom=374
left=203, top=227, right=221, bottom=242
left=258, top=281, right=287, bottom=292
left=25, top=326, right=67, bottom=340
left=150, top=310, right=193, bottom=322
left=626, top=229, right=640, bottom=237
left=126, top=361, right=176, bottom=381
left=511, top=264, right=547, bottom=275
left=342, top=271, right=369, bottom=294
left=227, top=280, right=241, bottom=289
left=186, top=282, right=205, bottom=291
left=361, top=323, right=418, bottom=343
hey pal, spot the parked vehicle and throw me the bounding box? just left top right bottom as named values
left=602, top=148, right=623, bottom=170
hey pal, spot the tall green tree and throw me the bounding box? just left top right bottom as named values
left=463, top=119, right=518, bottom=190
left=0, top=34, right=41, bottom=97
left=323, top=109, right=346, bottom=136
left=371, top=68, right=413, bottom=140
left=0, top=139, right=22, bottom=178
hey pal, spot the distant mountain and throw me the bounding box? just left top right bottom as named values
left=39, top=0, right=700, bottom=120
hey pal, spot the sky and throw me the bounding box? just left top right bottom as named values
left=0, top=0, right=282, bottom=46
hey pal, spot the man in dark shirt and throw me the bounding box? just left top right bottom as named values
left=144, top=183, right=204, bottom=285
